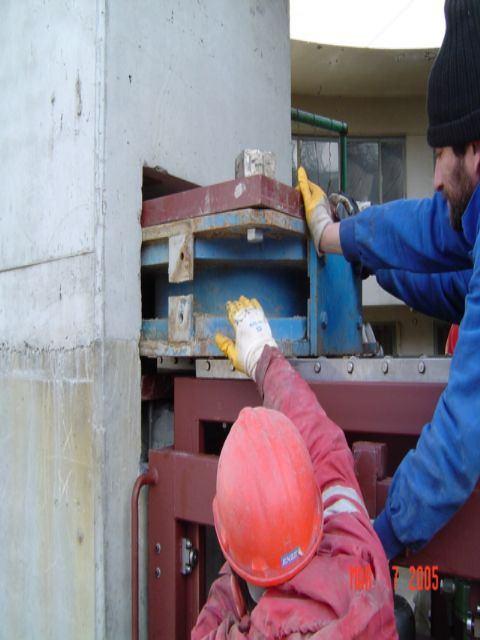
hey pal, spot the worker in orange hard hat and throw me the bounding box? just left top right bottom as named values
left=214, top=406, right=323, bottom=589
left=191, top=296, right=397, bottom=640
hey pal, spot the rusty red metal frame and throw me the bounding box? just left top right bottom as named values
left=144, top=377, right=480, bottom=639
left=132, top=468, right=158, bottom=640
left=352, top=441, right=480, bottom=580
left=147, top=450, right=217, bottom=639
left=172, top=378, right=446, bottom=449
left=352, top=442, right=388, bottom=516
left=141, top=175, right=303, bottom=227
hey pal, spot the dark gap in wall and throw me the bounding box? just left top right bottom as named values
left=202, top=421, right=233, bottom=456
left=142, top=165, right=198, bottom=200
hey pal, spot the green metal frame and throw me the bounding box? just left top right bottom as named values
left=290, top=107, right=362, bottom=356
left=291, top=107, right=348, bottom=191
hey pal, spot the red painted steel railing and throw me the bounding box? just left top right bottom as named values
left=131, top=468, right=158, bottom=640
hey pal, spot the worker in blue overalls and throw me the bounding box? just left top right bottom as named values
left=298, top=0, right=480, bottom=560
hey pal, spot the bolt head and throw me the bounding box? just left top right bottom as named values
left=418, top=361, right=426, bottom=374
left=154, top=543, right=161, bottom=554
left=189, top=549, right=199, bottom=565
left=155, top=567, right=161, bottom=579
left=382, top=361, right=388, bottom=374
left=314, top=362, right=321, bottom=374
left=347, top=361, right=354, bottom=374
left=204, top=360, right=211, bottom=371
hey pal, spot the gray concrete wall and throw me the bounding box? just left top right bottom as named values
left=0, top=3, right=99, bottom=638
left=102, top=5, right=290, bottom=634
left=1, top=1, right=291, bottom=638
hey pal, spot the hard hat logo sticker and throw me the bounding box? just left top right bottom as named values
left=280, top=547, right=303, bottom=568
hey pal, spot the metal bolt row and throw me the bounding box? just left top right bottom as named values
left=154, top=542, right=162, bottom=578
left=201, top=358, right=430, bottom=376
left=309, top=360, right=428, bottom=376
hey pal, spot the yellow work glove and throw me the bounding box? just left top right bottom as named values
left=297, top=167, right=333, bottom=256
left=215, top=296, right=278, bottom=379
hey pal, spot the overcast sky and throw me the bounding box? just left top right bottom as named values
left=290, top=0, right=446, bottom=49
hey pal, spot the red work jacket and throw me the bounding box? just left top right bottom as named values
left=192, top=347, right=397, bottom=639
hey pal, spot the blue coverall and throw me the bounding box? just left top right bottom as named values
left=339, top=186, right=480, bottom=558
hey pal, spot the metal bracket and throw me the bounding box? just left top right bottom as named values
left=168, top=295, right=193, bottom=342
left=168, top=233, right=194, bottom=283
left=247, top=227, right=264, bottom=243
left=180, top=537, right=198, bottom=576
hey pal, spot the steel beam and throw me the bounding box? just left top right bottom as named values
left=174, top=376, right=445, bottom=440
left=141, top=175, right=303, bottom=227
left=195, top=356, right=451, bottom=383
left=145, top=377, right=480, bottom=639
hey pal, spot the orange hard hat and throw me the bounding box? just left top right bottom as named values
left=212, top=406, right=323, bottom=587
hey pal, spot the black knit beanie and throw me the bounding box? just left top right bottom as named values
left=427, top=0, right=480, bottom=148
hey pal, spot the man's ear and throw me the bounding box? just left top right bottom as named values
left=472, top=141, right=480, bottom=177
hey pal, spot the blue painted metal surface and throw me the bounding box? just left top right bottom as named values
left=141, top=212, right=363, bottom=357
left=142, top=317, right=309, bottom=357
left=142, top=237, right=306, bottom=268
left=153, top=263, right=308, bottom=318
left=320, top=255, right=362, bottom=353
left=307, top=243, right=362, bottom=354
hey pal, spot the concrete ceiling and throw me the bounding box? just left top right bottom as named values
left=291, top=40, right=438, bottom=98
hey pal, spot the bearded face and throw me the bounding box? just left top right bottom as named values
left=434, top=146, right=477, bottom=231
left=444, top=156, right=476, bottom=231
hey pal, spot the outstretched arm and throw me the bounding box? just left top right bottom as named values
left=338, top=193, right=471, bottom=273
left=376, top=268, right=470, bottom=323
left=215, top=297, right=363, bottom=499
left=255, top=345, right=361, bottom=495
left=297, top=168, right=471, bottom=273
left=375, top=250, right=480, bottom=557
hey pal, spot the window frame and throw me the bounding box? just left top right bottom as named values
left=348, top=135, right=406, bottom=204
left=292, top=134, right=406, bottom=204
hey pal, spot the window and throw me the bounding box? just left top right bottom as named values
left=292, top=136, right=406, bottom=205
left=370, top=322, right=398, bottom=356
left=291, top=138, right=339, bottom=194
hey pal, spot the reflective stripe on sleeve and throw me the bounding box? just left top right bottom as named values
left=323, top=498, right=360, bottom=519
left=321, top=484, right=368, bottom=516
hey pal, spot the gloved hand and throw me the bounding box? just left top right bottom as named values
left=215, top=296, right=277, bottom=379
left=328, top=192, right=359, bottom=220
left=297, top=167, right=333, bottom=256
